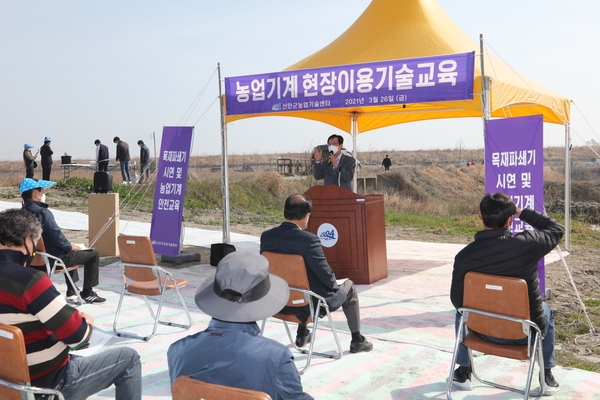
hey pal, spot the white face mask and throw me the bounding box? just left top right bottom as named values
left=40, top=194, right=46, bottom=203
left=328, top=144, right=339, bottom=154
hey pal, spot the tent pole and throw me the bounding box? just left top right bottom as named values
left=218, top=63, right=231, bottom=243
left=564, top=121, right=571, bottom=250
left=352, top=112, right=358, bottom=192
left=480, top=34, right=490, bottom=163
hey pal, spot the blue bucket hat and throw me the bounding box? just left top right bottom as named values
left=24, top=143, right=35, bottom=148
left=44, top=137, right=52, bottom=142
left=19, top=178, right=57, bottom=194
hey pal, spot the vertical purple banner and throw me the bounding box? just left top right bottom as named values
left=485, top=115, right=546, bottom=291
left=149, top=126, right=193, bottom=256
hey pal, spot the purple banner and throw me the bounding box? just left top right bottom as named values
left=225, top=52, right=475, bottom=115
left=149, top=126, right=193, bottom=256
left=485, top=115, right=546, bottom=291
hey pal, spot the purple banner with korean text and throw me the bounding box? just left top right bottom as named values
left=485, top=115, right=546, bottom=292
left=149, top=126, right=193, bottom=256
left=225, top=52, right=475, bottom=115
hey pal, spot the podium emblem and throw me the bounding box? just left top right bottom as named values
left=317, top=223, right=338, bottom=248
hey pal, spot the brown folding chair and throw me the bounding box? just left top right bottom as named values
left=260, top=251, right=342, bottom=374
left=172, top=376, right=272, bottom=400
left=446, top=271, right=545, bottom=399
left=31, top=237, right=84, bottom=306
left=113, top=235, right=192, bottom=341
left=0, top=324, right=65, bottom=400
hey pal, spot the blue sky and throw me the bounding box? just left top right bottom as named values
left=2, top=1, right=599, bottom=161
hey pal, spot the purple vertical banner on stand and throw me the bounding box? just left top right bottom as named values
left=149, top=126, right=193, bottom=256
left=485, top=115, right=546, bottom=291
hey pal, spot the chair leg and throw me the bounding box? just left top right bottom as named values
left=114, top=281, right=192, bottom=342
left=158, top=281, right=192, bottom=330
left=50, top=267, right=83, bottom=306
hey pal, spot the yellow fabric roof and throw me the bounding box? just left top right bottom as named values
left=226, top=0, right=570, bottom=133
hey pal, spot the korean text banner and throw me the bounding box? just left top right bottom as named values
left=150, top=126, right=193, bottom=256
left=484, top=115, right=546, bottom=291
left=225, top=52, right=475, bottom=116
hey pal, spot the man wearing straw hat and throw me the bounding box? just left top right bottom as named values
left=168, top=251, right=313, bottom=400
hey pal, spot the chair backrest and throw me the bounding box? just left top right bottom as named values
left=117, top=235, right=159, bottom=282
left=0, top=324, right=33, bottom=400
left=172, top=376, right=272, bottom=400
left=261, top=252, right=310, bottom=308
left=31, top=237, right=47, bottom=269
left=463, top=271, right=530, bottom=340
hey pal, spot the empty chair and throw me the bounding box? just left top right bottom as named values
left=172, top=376, right=272, bottom=400
left=260, top=251, right=342, bottom=374
left=113, top=235, right=192, bottom=341
left=0, top=323, right=65, bottom=400
left=447, top=271, right=546, bottom=399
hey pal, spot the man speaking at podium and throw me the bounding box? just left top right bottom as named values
left=312, top=134, right=355, bottom=191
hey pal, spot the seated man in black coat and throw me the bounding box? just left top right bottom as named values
left=260, top=193, right=373, bottom=353
left=450, top=193, right=564, bottom=394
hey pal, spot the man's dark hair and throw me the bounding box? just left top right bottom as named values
left=113, top=136, right=120, bottom=143
left=479, top=193, right=517, bottom=229
left=137, top=140, right=144, bottom=145
left=94, top=139, right=101, bottom=145
left=0, top=208, right=42, bottom=247
left=284, top=194, right=312, bottom=221
left=327, top=134, right=344, bottom=146
left=21, top=187, right=42, bottom=201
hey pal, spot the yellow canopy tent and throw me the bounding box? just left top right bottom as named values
left=226, top=0, right=570, bottom=131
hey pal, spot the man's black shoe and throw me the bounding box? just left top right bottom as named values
left=82, top=290, right=106, bottom=304
left=349, top=335, right=373, bottom=353
left=295, top=330, right=311, bottom=348
left=543, top=368, right=560, bottom=395
left=450, top=365, right=473, bottom=391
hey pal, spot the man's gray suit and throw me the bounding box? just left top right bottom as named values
left=260, top=222, right=360, bottom=332
left=313, top=153, right=355, bottom=191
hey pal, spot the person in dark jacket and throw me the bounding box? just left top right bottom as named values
left=312, top=134, right=355, bottom=191
left=20, top=178, right=105, bottom=304
left=449, top=193, right=564, bottom=394
left=40, top=137, right=53, bottom=180
left=23, top=143, right=38, bottom=179
left=260, top=193, right=373, bottom=354
left=95, top=139, right=110, bottom=172
left=113, top=136, right=131, bottom=184
left=137, top=140, right=150, bottom=183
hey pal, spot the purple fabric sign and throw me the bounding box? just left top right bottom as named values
left=225, top=52, right=474, bottom=115
left=485, top=115, right=546, bottom=291
left=149, top=126, right=193, bottom=256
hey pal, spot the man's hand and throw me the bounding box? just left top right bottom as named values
left=329, top=153, right=339, bottom=167
left=80, top=312, right=95, bottom=326
left=515, top=207, right=522, bottom=217
left=71, top=244, right=83, bottom=251
left=312, top=147, right=322, bottom=161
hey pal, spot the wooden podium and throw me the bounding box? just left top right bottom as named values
left=305, top=185, right=388, bottom=284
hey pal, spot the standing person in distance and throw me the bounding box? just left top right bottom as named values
left=23, top=143, right=38, bottom=179
left=382, top=154, right=392, bottom=171
left=40, top=137, right=54, bottom=180
left=95, top=139, right=110, bottom=172
left=137, top=140, right=150, bottom=184
left=113, top=136, right=131, bottom=184
left=312, top=134, right=356, bottom=191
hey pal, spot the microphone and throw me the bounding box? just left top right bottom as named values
left=328, top=151, right=333, bottom=163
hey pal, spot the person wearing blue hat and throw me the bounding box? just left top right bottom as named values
left=23, top=143, right=38, bottom=179
left=40, top=137, right=54, bottom=181
left=20, top=178, right=106, bottom=304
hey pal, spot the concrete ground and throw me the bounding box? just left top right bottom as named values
left=1, top=200, right=598, bottom=399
